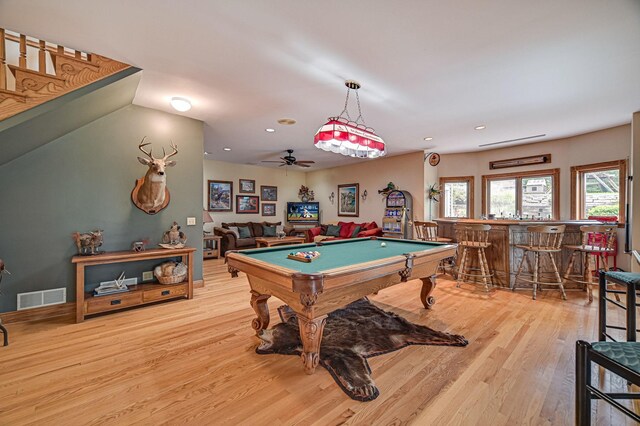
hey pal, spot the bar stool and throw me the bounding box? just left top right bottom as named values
left=563, top=225, right=617, bottom=303
left=454, top=224, right=492, bottom=292
left=415, top=221, right=454, bottom=276
left=512, top=225, right=566, bottom=300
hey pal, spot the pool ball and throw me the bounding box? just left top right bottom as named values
left=380, top=242, right=387, bottom=247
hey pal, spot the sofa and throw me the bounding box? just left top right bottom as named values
left=214, top=221, right=295, bottom=255
left=306, top=221, right=383, bottom=242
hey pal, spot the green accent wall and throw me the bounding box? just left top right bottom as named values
left=0, top=104, right=204, bottom=312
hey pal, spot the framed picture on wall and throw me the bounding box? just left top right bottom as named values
left=262, top=203, right=276, bottom=216
left=338, top=183, right=359, bottom=217
left=236, top=195, right=259, bottom=214
left=239, top=179, right=255, bottom=193
left=261, top=185, right=278, bottom=201
left=208, top=180, right=233, bottom=212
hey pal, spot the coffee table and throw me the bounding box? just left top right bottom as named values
left=255, top=236, right=306, bottom=248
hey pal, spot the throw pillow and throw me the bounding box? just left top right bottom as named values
left=351, top=225, right=361, bottom=237
left=276, top=225, right=284, bottom=234
left=228, top=226, right=240, bottom=239
left=238, top=226, right=252, bottom=239
left=326, top=225, right=341, bottom=237
left=263, top=225, right=276, bottom=237
left=338, top=222, right=354, bottom=238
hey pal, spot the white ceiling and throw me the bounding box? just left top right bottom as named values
left=2, top=0, right=639, bottom=169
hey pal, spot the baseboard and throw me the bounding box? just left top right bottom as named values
left=0, top=302, right=75, bottom=324
left=194, top=279, right=204, bottom=289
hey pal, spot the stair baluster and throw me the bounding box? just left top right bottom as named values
left=18, top=34, right=26, bottom=68
left=0, top=29, right=6, bottom=90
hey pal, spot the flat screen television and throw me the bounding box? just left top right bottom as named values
left=287, top=202, right=320, bottom=224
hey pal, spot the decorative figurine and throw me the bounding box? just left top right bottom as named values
left=72, top=230, right=104, bottom=255
left=94, top=271, right=129, bottom=296
left=159, top=222, right=187, bottom=249
left=378, top=182, right=397, bottom=196
left=132, top=239, right=149, bottom=252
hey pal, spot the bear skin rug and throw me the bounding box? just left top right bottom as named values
left=256, top=298, right=468, bottom=401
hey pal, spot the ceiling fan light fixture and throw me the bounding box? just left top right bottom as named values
left=314, top=80, right=386, bottom=159
left=170, top=97, right=192, bottom=112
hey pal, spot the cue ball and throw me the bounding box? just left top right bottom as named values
left=380, top=242, right=387, bottom=247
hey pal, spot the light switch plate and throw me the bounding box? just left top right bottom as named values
left=142, top=271, right=154, bottom=281
left=187, top=217, right=196, bottom=226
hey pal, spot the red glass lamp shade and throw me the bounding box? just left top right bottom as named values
left=314, top=117, right=386, bottom=159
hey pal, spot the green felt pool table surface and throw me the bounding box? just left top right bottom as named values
left=239, top=237, right=445, bottom=274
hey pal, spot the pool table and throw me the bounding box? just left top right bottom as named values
left=226, top=237, right=457, bottom=374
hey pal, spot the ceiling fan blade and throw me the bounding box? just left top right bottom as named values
left=295, top=160, right=315, bottom=164
left=261, top=160, right=284, bottom=163
left=278, top=163, right=287, bottom=167
left=295, top=163, right=311, bottom=168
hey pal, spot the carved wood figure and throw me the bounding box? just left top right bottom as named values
left=131, top=137, right=178, bottom=214
left=72, top=230, right=104, bottom=255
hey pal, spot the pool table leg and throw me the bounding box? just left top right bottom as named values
left=297, top=315, right=328, bottom=375
left=420, top=275, right=436, bottom=309
left=250, top=290, right=271, bottom=333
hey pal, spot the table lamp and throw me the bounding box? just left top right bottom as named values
left=203, top=210, right=213, bottom=235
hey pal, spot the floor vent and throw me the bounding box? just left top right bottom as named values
left=17, top=288, right=66, bottom=310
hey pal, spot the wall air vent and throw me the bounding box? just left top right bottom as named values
left=17, top=288, right=66, bottom=310
left=479, top=134, right=546, bottom=148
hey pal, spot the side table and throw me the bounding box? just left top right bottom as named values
left=204, top=235, right=222, bottom=259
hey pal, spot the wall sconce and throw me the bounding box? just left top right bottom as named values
left=329, top=192, right=335, bottom=204
left=361, top=189, right=368, bottom=201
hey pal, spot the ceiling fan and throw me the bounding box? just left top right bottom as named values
left=261, top=149, right=315, bottom=168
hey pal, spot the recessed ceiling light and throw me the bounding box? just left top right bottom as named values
left=265, top=128, right=276, bottom=133
left=204, top=151, right=210, bottom=155
left=223, top=147, right=232, bottom=152
left=277, top=118, right=296, bottom=125
left=475, top=125, right=486, bottom=130
left=423, top=137, right=433, bottom=141
left=170, top=97, right=192, bottom=112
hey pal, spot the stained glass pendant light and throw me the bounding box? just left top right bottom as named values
left=314, top=80, right=386, bottom=159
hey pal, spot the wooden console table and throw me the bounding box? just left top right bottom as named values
left=72, top=247, right=196, bottom=322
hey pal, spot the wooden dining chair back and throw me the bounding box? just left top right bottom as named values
left=414, top=221, right=439, bottom=241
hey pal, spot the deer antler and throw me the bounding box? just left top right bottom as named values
left=138, top=137, right=154, bottom=159
left=163, top=141, right=179, bottom=160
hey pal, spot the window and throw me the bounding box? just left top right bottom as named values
left=439, top=176, right=474, bottom=218
left=571, top=160, right=626, bottom=223
left=482, top=168, right=559, bottom=219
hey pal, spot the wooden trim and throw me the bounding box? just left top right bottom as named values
left=438, top=176, right=475, bottom=218
left=489, top=154, right=551, bottom=170
left=481, top=168, right=560, bottom=219
left=570, top=159, right=626, bottom=224
left=0, top=302, right=74, bottom=324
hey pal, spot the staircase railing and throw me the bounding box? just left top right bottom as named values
left=0, top=27, right=130, bottom=121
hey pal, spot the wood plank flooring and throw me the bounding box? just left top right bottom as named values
left=0, top=259, right=637, bottom=425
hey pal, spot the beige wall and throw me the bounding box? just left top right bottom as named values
left=438, top=124, right=631, bottom=270
left=437, top=125, right=631, bottom=220
left=203, top=159, right=306, bottom=230
left=306, top=152, right=426, bottom=224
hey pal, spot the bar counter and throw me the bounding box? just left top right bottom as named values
left=435, top=218, right=601, bottom=288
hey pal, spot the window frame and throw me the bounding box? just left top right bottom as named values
left=439, top=176, right=474, bottom=219
left=570, top=160, right=626, bottom=224
left=481, top=168, right=560, bottom=219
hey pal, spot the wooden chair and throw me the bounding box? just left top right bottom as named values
left=454, top=224, right=492, bottom=292
left=414, top=221, right=452, bottom=243
left=414, top=221, right=453, bottom=276
left=563, top=225, right=617, bottom=303
left=512, top=225, right=566, bottom=300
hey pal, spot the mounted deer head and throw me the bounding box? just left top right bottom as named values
left=131, top=137, right=178, bottom=214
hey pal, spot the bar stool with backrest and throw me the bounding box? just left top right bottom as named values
left=454, top=224, right=492, bottom=292
left=564, top=225, right=617, bottom=303
left=512, top=225, right=566, bottom=300
left=414, top=221, right=454, bottom=276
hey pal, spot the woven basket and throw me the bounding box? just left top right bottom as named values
left=155, top=272, right=187, bottom=285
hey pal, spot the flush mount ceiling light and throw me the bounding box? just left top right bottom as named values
left=265, top=128, right=276, bottom=133
left=223, top=147, right=232, bottom=151
left=170, top=97, right=192, bottom=112
left=474, top=125, right=486, bottom=130
left=423, top=137, right=433, bottom=141
left=314, top=80, right=386, bottom=159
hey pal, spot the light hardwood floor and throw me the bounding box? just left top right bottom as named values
left=0, top=259, right=637, bottom=425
